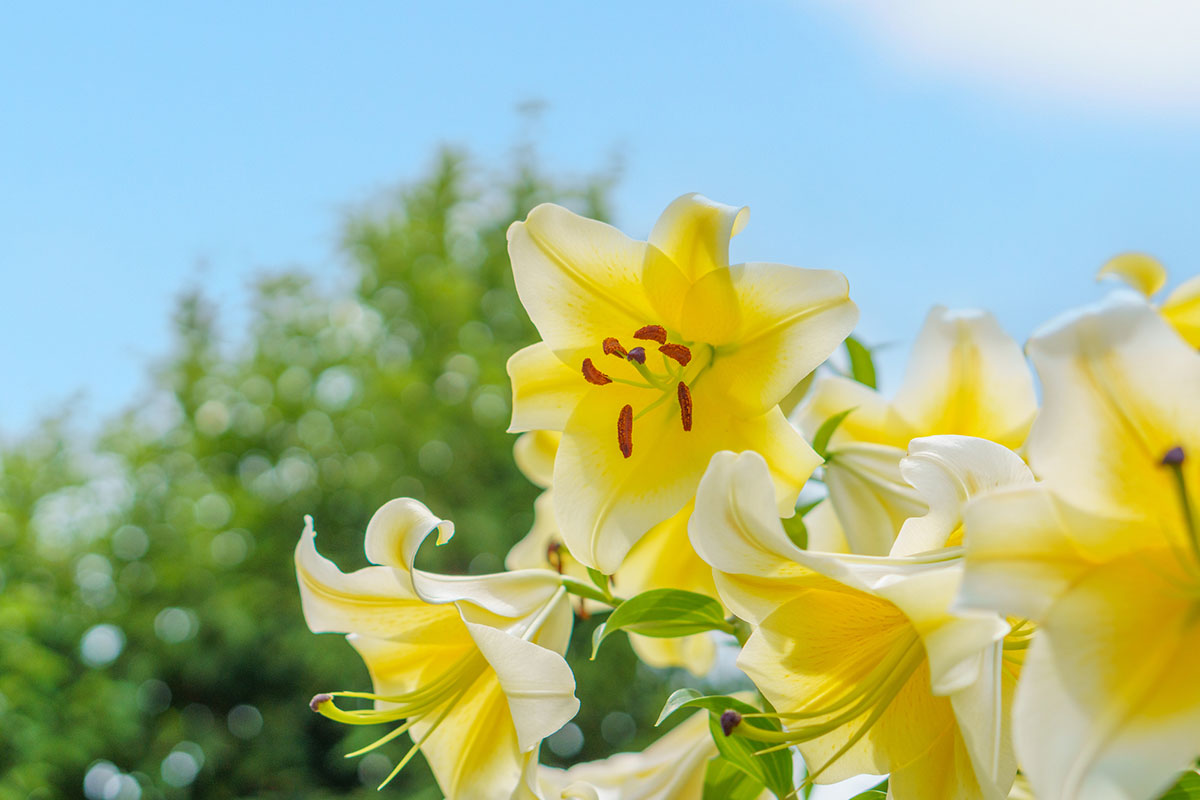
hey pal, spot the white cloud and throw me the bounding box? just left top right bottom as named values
left=818, top=0, right=1200, bottom=113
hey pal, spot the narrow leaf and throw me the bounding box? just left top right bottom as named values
left=1159, top=771, right=1200, bottom=799
left=845, top=336, right=877, bottom=388
left=812, top=407, right=856, bottom=459
left=586, top=566, right=610, bottom=595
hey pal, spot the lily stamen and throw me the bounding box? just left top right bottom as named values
left=582, top=358, right=612, bottom=385
left=678, top=382, right=693, bottom=431
left=603, top=337, right=628, bottom=358
left=633, top=324, right=668, bottom=344
left=1161, top=445, right=1200, bottom=564
left=618, top=404, right=634, bottom=458
left=660, top=343, right=692, bottom=366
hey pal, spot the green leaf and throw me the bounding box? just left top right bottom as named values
left=847, top=778, right=888, bottom=799
left=780, top=513, right=807, bottom=549
left=812, top=407, right=856, bottom=459
left=781, top=499, right=821, bottom=549
left=561, top=577, right=613, bottom=605
left=591, top=588, right=732, bottom=659
left=588, top=568, right=609, bottom=594
left=1159, top=771, right=1200, bottom=799
left=703, top=756, right=768, bottom=800
left=845, top=336, right=877, bottom=389
left=657, top=691, right=794, bottom=799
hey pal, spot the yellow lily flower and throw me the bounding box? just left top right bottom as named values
left=958, top=294, right=1200, bottom=800
left=527, top=710, right=719, bottom=800
left=505, top=431, right=719, bottom=676
left=794, top=306, right=1036, bottom=555
left=1097, top=252, right=1200, bottom=345
left=295, top=498, right=579, bottom=799
left=507, top=193, right=858, bottom=573
left=690, top=446, right=1028, bottom=800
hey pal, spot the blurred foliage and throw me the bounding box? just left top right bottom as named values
left=0, top=147, right=697, bottom=799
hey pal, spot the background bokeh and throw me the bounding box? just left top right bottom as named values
left=1, top=151, right=730, bottom=798
left=4, top=2, right=1200, bottom=798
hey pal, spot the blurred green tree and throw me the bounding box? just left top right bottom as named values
left=0, top=147, right=692, bottom=799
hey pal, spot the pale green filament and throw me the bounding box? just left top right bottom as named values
left=730, top=629, right=926, bottom=788
left=312, top=649, right=489, bottom=788
left=1165, top=458, right=1200, bottom=566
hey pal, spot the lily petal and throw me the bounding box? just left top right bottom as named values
left=893, top=435, right=1034, bottom=557
left=1096, top=252, right=1167, bottom=298
left=1024, top=292, right=1200, bottom=529
left=794, top=375, right=910, bottom=450
left=364, top=498, right=568, bottom=620
left=959, top=484, right=1138, bottom=622
left=514, top=430, right=563, bottom=489
left=538, top=710, right=715, bottom=800
left=648, top=193, right=748, bottom=282
left=295, top=517, right=458, bottom=641
left=891, top=307, right=1036, bottom=448
left=616, top=503, right=720, bottom=676
left=825, top=442, right=927, bottom=556
left=1013, top=554, right=1200, bottom=800
left=553, top=391, right=814, bottom=573
left=708, top=263, right=859, bottom=414
left=465, top=621, right=580, bottom=753
left=508, top=204, right=658, bottom=354
left=1161, top=273, right=1200, bottom=347
left=508, top=343, right=590, bottom=433
left=352, top=634, right=526, bottom=800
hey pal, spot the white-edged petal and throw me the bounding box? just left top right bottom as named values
left=893, top=435, right=1034, bottom=557
left=465, top=621, right=579, bottom=753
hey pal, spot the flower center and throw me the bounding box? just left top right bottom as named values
left=579, top=324, right=713, bottom=458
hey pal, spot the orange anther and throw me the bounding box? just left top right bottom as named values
left=603, top=337, right=628, bottom=358
left=633, top=325, right=667, bottom=344
left=618, top=404, right=634, bottom=458
left=659, top=343, right=692, bottom=366
left=582, top=358, right=612, bottom=385
left=677, top=382, right=693, bottom=431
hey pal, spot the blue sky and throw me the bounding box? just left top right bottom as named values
left=4, top=0, right=1200, bottom=434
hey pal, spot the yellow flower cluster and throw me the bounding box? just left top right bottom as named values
left=294, top=196, right=1200, bottom=800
